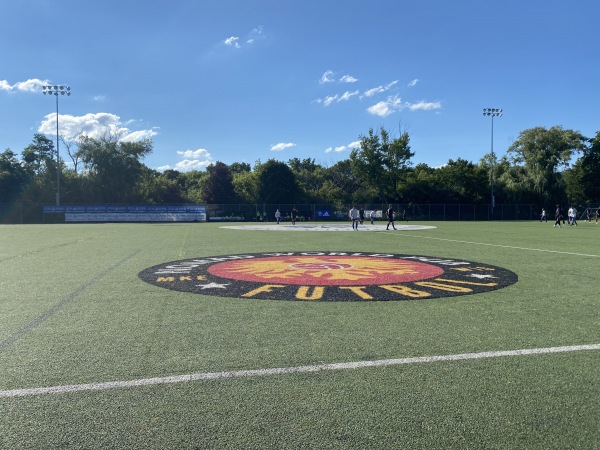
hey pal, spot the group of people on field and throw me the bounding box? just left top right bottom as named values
left=547, top=205, right=600, bottom=227
left=348, top=205, right=407, bottom=230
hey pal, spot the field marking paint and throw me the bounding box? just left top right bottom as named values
left=2, top=343, right=599, bottom=399
left=396, top=234, right=600, bottom=258
left=221, top=224, right=435, bottom=232
left=0, top=251, right=140, bottom=354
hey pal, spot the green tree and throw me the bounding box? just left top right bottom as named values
left=201, top=161, right=237, bottom=204
left=319, top=159, right=369, bottom=205
left=435, top=158, right=489, bottom=203
left=0, top=149, right=30, bottom=202
left=20, top=134, right=59, bottom=203
left=233, top=170, right=258, bottom=203
left=136, top=168, right=187, bottom=204
left=349, top=127, right=414, bottom=203
left=506, top=126, right=586, bottom=205
left=76, top=133, right=153, bottom=203
left=400, top=163, right=440, bottom=203
left=229, top=162, right=251, bottom=175
left=579, top=131, right=600, bottom=202
left=288, top=157, right=328, bottom=202
left=255, top=159, right=300, bottom=204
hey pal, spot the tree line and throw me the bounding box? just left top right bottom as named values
left=2, top=125, right=599, bottom=209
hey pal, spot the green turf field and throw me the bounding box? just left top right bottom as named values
left=1, top=221, right=599, bottom=449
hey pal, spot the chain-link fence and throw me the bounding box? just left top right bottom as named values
left=2, top=202, right=578, bottom=224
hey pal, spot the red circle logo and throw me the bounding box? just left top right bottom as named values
left=208, top=255, right=444, bottom=286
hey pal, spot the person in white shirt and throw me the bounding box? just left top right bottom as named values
left=569, top=206, right=577, bottom=226
left=349, top=206, right=360, bottom=230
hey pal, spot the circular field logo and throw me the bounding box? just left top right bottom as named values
left=139, top=252, right=518, bottom=302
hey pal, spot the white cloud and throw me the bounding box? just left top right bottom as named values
left=159, top=149, right=213, bottom=172
left=93, top=95, right=106, bottom=101
left=339, top=90, right=359, bottom=101
left=363, top=86, right=385, bottom=97
left=408, top=79, right=419, bottom=87
left=367, top=94, right=403, bottom=117
left=38, top=112, right=158, bottom=142
left=366, top=95, right=441, bottom=117
left=407, top=100, right=441, bottom=111
left=175, top=159, right=212, bottom=171
left=157, top=158, right=212, bottom=172
left=1, top=78, right=47, bottom=93
left=224, top=36, right=240, bottom=48
left=320, top=70, right=335, bottom=84
left=271, top=142, right=296, bottom=151
left=315, top=91, right=358, bottom=106
left=340, top=74, right=358, bottom=83
left=224, top=26, right=265, bottom=50
left=177, top=149, right=211, bottom=159
left=322, top=95, right=338, bottom=106
left=363, top=80, right=398, bottom=97
left=325, top=140, right=360, bottom=154
left=246, top=25, right=264, bottom=44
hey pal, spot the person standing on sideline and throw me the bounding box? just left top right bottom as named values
left=359, top=208, right=365, bottom=225
left=291, top=207, right=298, bottom=225
left=349, top=205, right=360, bottom=230
left=275, top=209, right=281, bottom=224
left=402, top=209, right=408, bottom=222
left=370, top=209, right=377, bottom=225
left=569, top=206, right=577, bottom=226
left=386, top=205, right=397, bottom=230
left=553, top=204, right=563, bottom=228
left=596, top=206, right=600, bottom=224
left=540, top=208, right=547, bottom=222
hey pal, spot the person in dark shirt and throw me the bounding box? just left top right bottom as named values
left=553, top=204, right=563, bottom=228
left=386, top=205, right=397, bottom=230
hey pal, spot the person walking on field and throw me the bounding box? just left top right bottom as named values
left=275, top=209, right=281, bottom=224
left=370, top=209, right=377, bottom=225
left=553, top=204, right=563, bottom=228
left=349, top=205, right=360, bottom=230
left=540, top=208, right=547, bottom=222
left=386, top=205, right=397, bottom=230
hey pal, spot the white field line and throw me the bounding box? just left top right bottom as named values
left=2, top=343, right=599, bottom=399
left=396, top=234, right=600, bottom=258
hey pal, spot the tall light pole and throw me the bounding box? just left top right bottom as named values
left=483, top=107, right=502, bottom=214
left=43, top=85, right=71, bottom=206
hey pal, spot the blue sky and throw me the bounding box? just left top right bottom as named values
left=1, top=0, right=598, bottom=172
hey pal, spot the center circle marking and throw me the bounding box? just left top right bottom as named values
left=138, top=252, right=518, bottom=302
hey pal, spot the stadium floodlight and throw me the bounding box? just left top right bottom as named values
left=483, top=108, right=502, bottom=215
left=42, top=85, right=71, bottom=206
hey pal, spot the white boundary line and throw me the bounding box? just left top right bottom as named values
left=221, top=224, right=435, bottom=232
left=396, top=234, right=600, bottom=258
left=2, top=343, right=599, bottom=398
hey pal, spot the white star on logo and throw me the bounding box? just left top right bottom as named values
left=196, top=282, right=230, bottom=289
left=467, top=274, right=497, bottom=279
